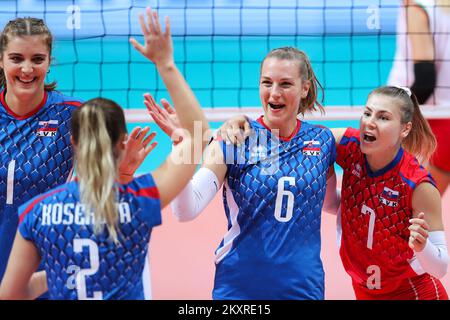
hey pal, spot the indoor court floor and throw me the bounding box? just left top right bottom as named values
left=150, top=178, right=450, bottom=300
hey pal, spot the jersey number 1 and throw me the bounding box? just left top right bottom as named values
left=274, top=177, right=295, bottom=222
left=6, top=161, right=15, bottom=204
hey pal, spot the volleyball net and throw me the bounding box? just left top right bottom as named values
left=1, top=0, right=449, bottom=122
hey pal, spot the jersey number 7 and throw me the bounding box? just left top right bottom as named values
left=361, top=204, right=376, bottom=250
left=6, top=161, right=15, bottom=204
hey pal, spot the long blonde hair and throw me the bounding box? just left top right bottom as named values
left=71, top=98, right=127, bottom=242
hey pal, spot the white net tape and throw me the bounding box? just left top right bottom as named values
left=125, top=105, right=450, bottom=123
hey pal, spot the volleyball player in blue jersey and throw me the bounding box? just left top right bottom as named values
left=148, top=47, right=336, bottom=299
left=0, top=8, right=210, bottom=300
left=0, top=17, right=155, bottom=292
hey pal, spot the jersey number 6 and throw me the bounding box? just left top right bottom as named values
left=274, top=177, right=295, bottom=222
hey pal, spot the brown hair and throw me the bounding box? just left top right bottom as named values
left=261, top=47, right=325, bottom=115
left=0, top=17, right=56, bottom=90
left=71, top=98, right=127, bottom=242
left=368, top=86, right=436, bottom=163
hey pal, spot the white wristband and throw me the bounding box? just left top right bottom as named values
left=170, top=167, right=220, bottom=222
left=416, top=231, right=449, bottom=279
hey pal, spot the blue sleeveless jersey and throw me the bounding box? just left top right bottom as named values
left=213, top=118, right=336, bottom=300
left=18, top=174, right=161, bottom=300
left=0, top=89, right=82, bottom=282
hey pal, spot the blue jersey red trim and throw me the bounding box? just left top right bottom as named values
left=340, top=134, right=360, bottom=146
left=18, top=188, right=66, bottom=224
left=365, top=148, right=404, bottom=178
left=55, top=101, right=83, bottom=108
left=257, top=116, right=301, bottom=142
left=119, top=186, right=160, bottom=199
left=1, top=89, right=48, bottom=120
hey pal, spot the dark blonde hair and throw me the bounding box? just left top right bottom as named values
left=0, top=17, right=56, bottom=90
left=368, top=86, right=436, bottom=163
left=261, top=47, right=325, bottom=115
left=71, top=98, right=127, bottom=242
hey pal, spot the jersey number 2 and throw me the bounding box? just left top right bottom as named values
left=274, top=177, right=295, bottom=222
left=73, top=239, right=103, bottom=300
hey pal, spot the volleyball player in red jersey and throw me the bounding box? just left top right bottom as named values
left=328, top=86, right=448, bottom=299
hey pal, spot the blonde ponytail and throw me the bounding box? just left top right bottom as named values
left=71, top=98, right=127, bottom=242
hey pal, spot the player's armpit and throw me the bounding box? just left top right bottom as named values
left=322, top=168, right=340, bottom=215
left=329, top=127, right=347, bottom=147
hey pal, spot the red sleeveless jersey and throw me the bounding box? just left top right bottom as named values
left=337, top=128, right=437, bottom=296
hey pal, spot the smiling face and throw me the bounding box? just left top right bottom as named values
left=0, top=35, right=50, bottom=101
left=360, top=93, right=412, bottom=157
left=259, top=57, right=310, bottom=135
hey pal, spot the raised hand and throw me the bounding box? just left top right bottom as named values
left=129, top=7, right=173, bottom=68
left=408, top=212, right=430, bottom=252
left=144, top=93, right=184, bottom=145
left=118, top=126, right=157, bottom=184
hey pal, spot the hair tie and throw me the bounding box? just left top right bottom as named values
left=395, top=86, right=412, bottom=97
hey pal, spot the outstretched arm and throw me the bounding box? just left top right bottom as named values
left=405, top=0, right=434, bottom=62
left=0, top=232, right=46, bottom=300
left=130, top=8, right=211, bottom=208
left=170, top=140, right=228, bottom=221
left=146, top=94, right=227, bottom=221
left=404, top=0, right=436, bottom=103
left=145, top=93, right=184, bottom=145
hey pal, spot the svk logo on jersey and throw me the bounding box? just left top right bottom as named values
left=37, top=120, right=58, bottom=137
left=379, top=187, right=399, bottom=207
left=352, top=163, right=362, bottom=178
left=302, top=140, right=321, bottom=156
left=250, top=145, right=267, bottom=161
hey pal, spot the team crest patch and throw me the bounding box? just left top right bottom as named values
left=352, top=163, right=362, bottom=178
left=37, top=120, right=58, bottom=137
left=379, top=187, right=399, bottom=207
left=302, top=140, right=321, bottom=156
left=250, top=145, right=267, bottom=160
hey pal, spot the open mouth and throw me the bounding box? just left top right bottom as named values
left=17, top=77, right=36, bottom=84
left=363, top=133, right=377, bottom=142
left=268, top=103, right=285, bottom=110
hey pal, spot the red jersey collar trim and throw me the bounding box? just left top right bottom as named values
left=257, top=116, right=301, bottom=142
left=0, top=89, right=48, bottom=120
